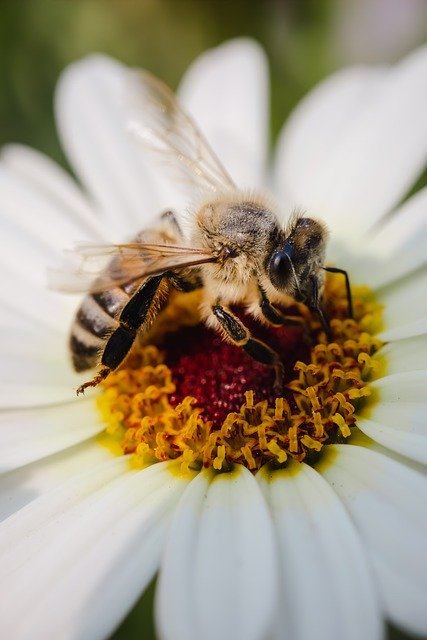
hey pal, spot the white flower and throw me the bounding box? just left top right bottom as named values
left=0, top=38, right=427, bottom=640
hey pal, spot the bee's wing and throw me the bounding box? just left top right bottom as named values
left=49, top=242, right=218, bottom=294
left=125, top=69, right=237, bottom=195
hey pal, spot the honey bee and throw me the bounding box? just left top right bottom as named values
left=54, top=70, right=352, bottom=395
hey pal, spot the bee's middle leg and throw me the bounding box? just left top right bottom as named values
left=211, top=303, right=284, bottom=394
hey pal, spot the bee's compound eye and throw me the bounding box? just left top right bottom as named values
left=268, top=242, right=294, bottom=289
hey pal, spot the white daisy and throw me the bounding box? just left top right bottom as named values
left=0, top=38, right=427, bottom=640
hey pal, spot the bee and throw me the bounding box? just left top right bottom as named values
left=54, top=70, right=352, bottom=395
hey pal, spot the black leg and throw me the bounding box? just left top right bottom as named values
left=323, top=266, right=353, bottom=318
left=259, top=286, right=306, bottom=328
left=98, top=268, right=202, bottom=383
left=119, top=275, right=164, bottom=331
left=212, top=304, right=284, bottom=393
left=310, top=276, right=332, bottom=340
left=75, top=274, right=166, bottom=395
left=101, top=274, right=164, bottom=371
left=168, top=271, right=203, bottom=293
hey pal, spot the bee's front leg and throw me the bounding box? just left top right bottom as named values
left=309, top=275, right=332, bottom=340
left=323, top=266, right=353, bottom=318
left=210, top=302, right=284, bottom=394
left=258, top=285, right=307, bottom=329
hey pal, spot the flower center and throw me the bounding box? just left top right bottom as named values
left=97, top=274, right=384, bottom=472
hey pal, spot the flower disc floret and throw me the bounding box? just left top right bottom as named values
left=98, top=274, right=384, bottom=472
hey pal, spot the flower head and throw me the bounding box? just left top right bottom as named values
left=0, top=39, right=427, bottom=640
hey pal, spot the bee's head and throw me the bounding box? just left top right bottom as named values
left=267, top=217, right=328, bottom=300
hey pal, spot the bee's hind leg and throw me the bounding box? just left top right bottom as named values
left=76, top=274, right=167, bottom=397
left=76, top=367, right=110, bottom=395
left=211, top=303, right=284, bottom=395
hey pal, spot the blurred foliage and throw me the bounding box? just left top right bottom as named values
left=0, top=2, right=425, bottom=639
left=0, top=0, right=350, bottom=167
left=1, top=0, right=427, bottom=167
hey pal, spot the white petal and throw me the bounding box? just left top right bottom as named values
left=0, top=155, right=84, bottom=332
left=0, top=460, right=192, bottom=640
left=341, top=186, right=427, bottom=288
left=0, top=318, right=98, bottom=409
left=0, top=160, right=101, bottom=272
left=0, top=260, right=75, bottom=333
left=0, top=144, right=101, bottom=239
left=377, top=318, right=427, bottom=342
left=179, top=38, right=269, bottom=189
left=0, top=245, right=83, bottom=411
left=356, top=370, right=427, bottom=463
left=276, top=47, right=427, bottom=238
left=0, top=382, right=92, bottom=411
left=275, top=65, right=384, bottom=219
left=55, top=55, right=177, bottom=237
left=374, top=334, right=427, bottom=375
left=369, top=369, right=427, bottom=402
left=356, top=416, right=427, bottom=465
left=318, top=444, right=427, bottom=635
left=0, top=456, right=128, bottom=548
left=0, top=398, right=104, bottom=472
left=257, top=462, right=382, bottom=640
left=156, top=465, right=278, bottom=640
left=0, top=438, right=114, bottom=522
left=376, top=266, right=427, bottom=340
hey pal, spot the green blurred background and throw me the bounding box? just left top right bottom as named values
left=2, top=0, right=427, bottom=165
left=0, top=1, right=426, bottom=638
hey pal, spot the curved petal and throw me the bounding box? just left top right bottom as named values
left=318, top=444, right=427, bottom=635
left=356, top=416, right=427, bottom=465
left=275, top=65, right=384, bottom=220
left=0, top=144, right=101, bottom=240
left=0, top=398, right=104, bottom=472
left=0, top=159, right=101, bottom=276
left=0, top=174, right=95, bottom=408
left=0, top=262, right=76, bottom=338
left=0, top=317, right=99, bottom=409
left=276, top=47, right=427, bottom=239
left=55, top=55, right=177, bottom=237
left=374, top=334, right=427, bottom=375
left=377, top=317, right=427, bottom=342
left=0, top=461, right=192, bottom=640
left=178, top=38, right=269, bottom=189
left=0, top=152, right=86, bottom=334
left=0, top=438, right=114, bottom=522
left=339, top=186, right=427, bottom=288
left=375, top=265, right=427, bottom=341
left=356, top=370, right=427, bottom=464
left=257, top=461, right=382, bottom=640
left=156, top=465, right=278, bottom=640
left=368, top=369, right=427, bottom=403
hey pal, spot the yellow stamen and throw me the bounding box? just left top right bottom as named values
left=97, top=273, right=384, bottom=471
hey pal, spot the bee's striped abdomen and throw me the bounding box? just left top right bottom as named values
left=70, top=288, right=128, bottom=372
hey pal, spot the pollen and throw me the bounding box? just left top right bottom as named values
left=97, top=274, right=384, bottom=472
